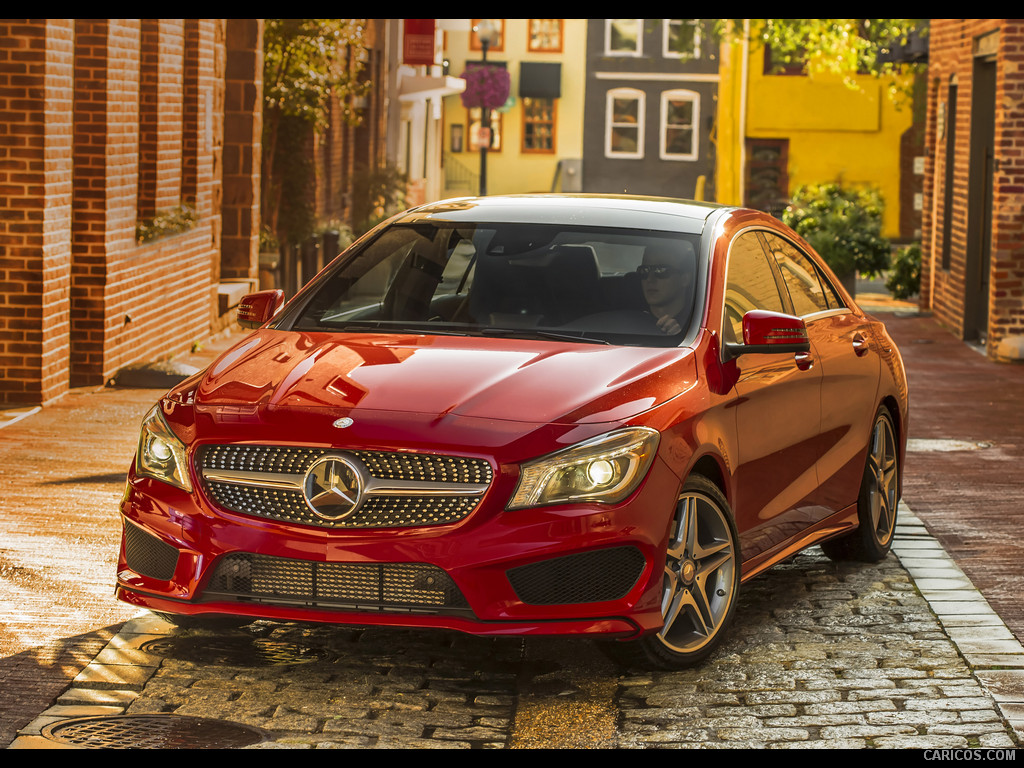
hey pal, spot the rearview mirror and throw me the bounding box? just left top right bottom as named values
left=723, top=310, right=810, bottom=360
left=237, top=289, right=285, bottom=329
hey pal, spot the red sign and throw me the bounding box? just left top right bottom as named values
left=403, top=19, right=436, bottom=66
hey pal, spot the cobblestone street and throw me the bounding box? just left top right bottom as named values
left=9, top=506, right=1023, bottom=749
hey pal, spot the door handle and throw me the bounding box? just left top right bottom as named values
left=852, top=333, right=869, bottom=357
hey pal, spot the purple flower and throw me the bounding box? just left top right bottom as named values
left=460, top=63, right=511, bottom=110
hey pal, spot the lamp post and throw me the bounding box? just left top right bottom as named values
left=474, top=20, right=499, bottom=196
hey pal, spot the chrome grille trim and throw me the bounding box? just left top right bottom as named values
left=196, top=445, right=493, bottom=529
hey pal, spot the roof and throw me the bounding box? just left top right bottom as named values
left=397, top=194, right=729, bottom=235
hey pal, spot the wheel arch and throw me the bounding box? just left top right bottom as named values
left=879, top=394, right=905, bottom=500
left=687, top=453, right=729, bottom=504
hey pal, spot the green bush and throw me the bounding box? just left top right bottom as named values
left=782, top=182, right=891, bottom=279
left=136, top=204, right=198, bottom=244
left=886, top=242, right=921, bottom=300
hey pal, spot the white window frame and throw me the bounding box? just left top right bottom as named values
left=605, top=19, right=643, bottom=57
left=663, top=19, right=700, bottom=59
left=606, top=87, right=645, bottom=159
left=660, top=89, right=699, bottom=161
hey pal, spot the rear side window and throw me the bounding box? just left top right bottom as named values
left=764, top=233, right=844, bottom=316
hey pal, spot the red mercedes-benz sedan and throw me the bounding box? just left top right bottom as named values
left=116, top=195, right=908, bottom=669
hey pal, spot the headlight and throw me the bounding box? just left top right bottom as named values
left=135, top=405, right=192, bottom=492
left=508, top=427, right=660, bottom=510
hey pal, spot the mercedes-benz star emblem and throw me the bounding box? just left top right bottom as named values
left=332, top=417, right=354, bottom=429
left=302, top=455, right=363, bottom=520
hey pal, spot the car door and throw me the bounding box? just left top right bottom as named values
left=722, top=231, right=825, bottom=561
left=763, top=232, right=881, bottom=515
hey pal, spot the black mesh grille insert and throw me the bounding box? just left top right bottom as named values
left=506, top=546, right=646, bottom=605
left=204, top=553, right=471, bottom=614
left=123, top=520, right=179, bottom=581
left=196, top=445, right=492, bottom=529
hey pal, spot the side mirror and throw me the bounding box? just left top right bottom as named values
left=723, top=310, right=810, bottom=360
left=237, top=289, right=285, bottom=330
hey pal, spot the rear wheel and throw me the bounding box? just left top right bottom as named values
left=602, top=475, right=740, bottom=669
left=821, top=406, right=899, bottom=562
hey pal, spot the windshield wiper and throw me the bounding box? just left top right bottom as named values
left=477, top=327, right=611, bottom=345
left=302, top=319, right=611, bottom=344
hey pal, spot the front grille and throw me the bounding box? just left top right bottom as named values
left=196, top=445, right=493, bottom=529
left=123, top=520, right=179, bottom=581
left=506, top=546, right=647, bottom=605
left=204, top=553, right=471, bottom=614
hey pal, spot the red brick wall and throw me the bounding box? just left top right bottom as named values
left=991, top=22, right=1024, bottom=355
left=922, top=19, right=1024, bottom=359
left=0, top=19, right=74, bottom=404
left=0, top=18, right=261, bottom=404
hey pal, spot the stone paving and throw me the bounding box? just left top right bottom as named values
left=11, top=504, right=1023, bottom=749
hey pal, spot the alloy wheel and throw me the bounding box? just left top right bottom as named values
left=658, top=488, right=737, bottom=655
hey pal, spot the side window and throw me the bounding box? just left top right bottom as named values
left=723, top=232, right=784, bottom=344
left=764, top=233, right=845, bottom=315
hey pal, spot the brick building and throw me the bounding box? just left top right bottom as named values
left=921, top=19, right=1024, bottom=361
left=0, top=19, right=263, bottom=405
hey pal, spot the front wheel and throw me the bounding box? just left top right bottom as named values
left=601, top=475, right=740, bottom=670
left=820, top=406, right=899, bottom=562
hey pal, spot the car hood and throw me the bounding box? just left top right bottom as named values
left=190, top=330, right=697, bottom=427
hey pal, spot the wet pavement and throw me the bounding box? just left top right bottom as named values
left=3, top=306, right=1024, bottom=749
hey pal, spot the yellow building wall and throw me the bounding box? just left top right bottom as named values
left=716, top=39, right=913, bottom=239
left=441, top=19, right=586, bottom=198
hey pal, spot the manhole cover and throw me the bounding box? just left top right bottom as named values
left=41, top=714, right=266, bottom=749
left=906, top=438, right=993, bottom=452
left=140, top=635, right=335, bottom=666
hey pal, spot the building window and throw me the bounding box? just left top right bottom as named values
left=529, top=20, right=563, bottom=53
left=605, top=19, right=642, bottom=56
left=522, top=97, right=556, bottom=153
left=606, top=88, right=644, bottom=158
left=660, top=90, right=698, bottom=161
left=470, top=19, right=505, bottom=52
left=664, top=19, right=700, bottom=59
left=468, top=108, right=502, bottom=152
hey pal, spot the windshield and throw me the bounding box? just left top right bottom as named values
left=290, top=222, right=703, bottom=347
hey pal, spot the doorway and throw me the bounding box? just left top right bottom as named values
left=964, top=52, right=996, bottom=344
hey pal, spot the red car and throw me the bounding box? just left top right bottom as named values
left=117, top=195, right=908, bottom=669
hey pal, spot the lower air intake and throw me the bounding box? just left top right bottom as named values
left=506, top=546, right=646, bottom=605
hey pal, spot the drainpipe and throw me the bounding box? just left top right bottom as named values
left=738, top=19, right=750, bottom=206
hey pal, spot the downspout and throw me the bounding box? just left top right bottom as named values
left=738, top=19, right=750, bottom=206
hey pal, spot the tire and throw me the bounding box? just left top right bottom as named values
left=820, top=406, right=899, bottom=563
left=601, top=475, right=740, bottom=670
left=153, top=611, right=252, bottom=630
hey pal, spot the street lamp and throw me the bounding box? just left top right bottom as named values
left=474, top=19, right=499, bottom=196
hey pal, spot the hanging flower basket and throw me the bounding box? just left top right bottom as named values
left=459, top=63, right=511, bottom=111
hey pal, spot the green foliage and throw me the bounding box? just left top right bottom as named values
left=351, top=164, right=408, bottom=237
left=262, top=20, right=369, bottom=246
left=136, top=205, right=198, bottom=244
left=782, top=183, right=891, bottom=279
left=886, top=243, right=921, bottom=300
left=315, top=219, right=356, bottom=251
left=715, top=19, right=926, bottom=102
left=263, top=19, right=369, bottom=131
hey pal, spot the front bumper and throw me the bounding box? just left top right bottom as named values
left=116, top=455, right=681, bottom=638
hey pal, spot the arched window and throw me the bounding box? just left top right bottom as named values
left=660, top=89, right=699, bottom=161
left=606, top=88, right=645, bottom=159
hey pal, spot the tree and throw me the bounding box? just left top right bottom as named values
left=716, top=19, right=927, bottom=101
left=262, top=19, right=369, bottom=244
